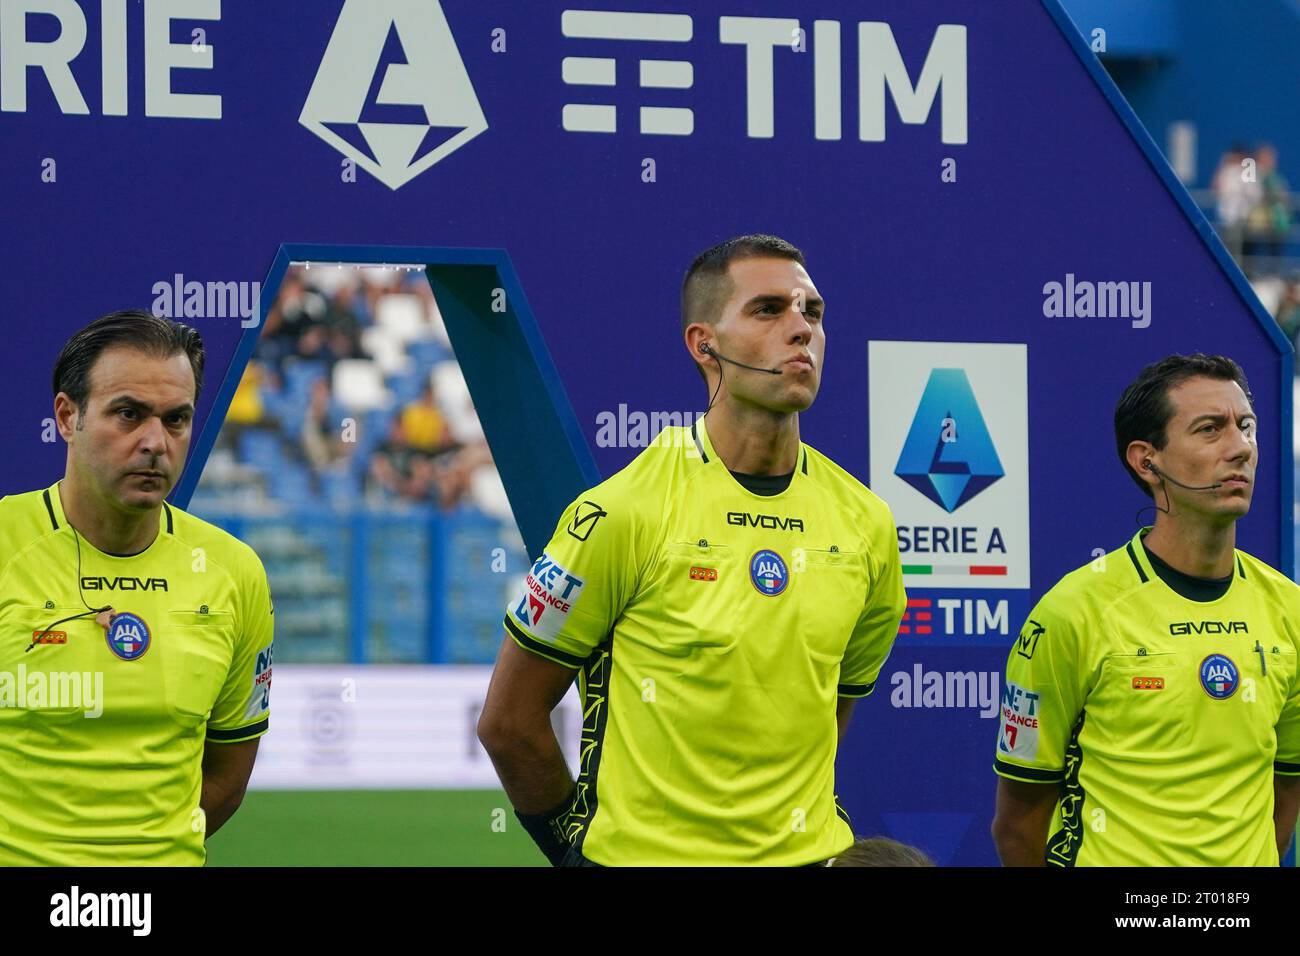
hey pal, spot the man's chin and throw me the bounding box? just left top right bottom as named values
left=116, top=483, right=171, bottom=509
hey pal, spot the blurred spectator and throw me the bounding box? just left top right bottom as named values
left=217, top=359, right=278, bottom=453
left=300, top=378, right=355, bottom=473
left=1213, top=143, right=1260, bottom=262
left=1244, top=143, right=1292, bottom=263
left=369, top=417, right=445, bottom=504
left=1275, top=275, right=1300, bottom=346
left=401, top=385, right=454, bottom=454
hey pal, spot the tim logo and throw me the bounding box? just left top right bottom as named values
left=895, top=368, right=1004, bottom=512
left=300, top=0, right=488, bottom=190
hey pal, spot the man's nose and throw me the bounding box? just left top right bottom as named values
left=137, top=416, right=169, bottom=457
left=786, top=307, right=813, bottom=343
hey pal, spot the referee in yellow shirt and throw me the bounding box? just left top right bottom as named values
left=0, top=310, right=273, bottom=865
left=478, top=235, right=907, bottom=866
left=992, top=354, right=1300, bottom=866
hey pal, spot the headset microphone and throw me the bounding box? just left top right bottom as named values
left=699, top=343, right=782, bottom=375
left=1144, top=460, right=1223, bottom=491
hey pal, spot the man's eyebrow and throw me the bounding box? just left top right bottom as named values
left=1188, top=411, right=1256, bottom=427
left=107, top=395, right=195, bottom=416
left=742, top=293, right=826, bottom=309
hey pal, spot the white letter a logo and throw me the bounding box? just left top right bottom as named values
left=300, top=0, right=488, bottom=190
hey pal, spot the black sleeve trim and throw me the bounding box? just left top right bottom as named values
left=43, top=489, right=59, bottom=530
left=837, top=680, right=875, bottom=698
left=993, top=758, right=1064, bottom=783
left=1275, top=760, right=1300, bottom=775
left=1125, top=541, right=1148, bottom=583
left=503, top=616, right=586, bottom=669
left=207, top=718, right=268, bottom=742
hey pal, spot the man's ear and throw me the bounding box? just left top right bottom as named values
left=53, top=393, right=80, bottom=441
left=1125, top=440, right=1157, bottom=488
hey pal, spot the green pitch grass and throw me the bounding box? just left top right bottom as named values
left=205, top=790, right=546, bottom=866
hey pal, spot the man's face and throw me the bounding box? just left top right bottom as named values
left=709, top=257, right=825, bottom=414
left=60, top=346, right=197, bottom=513
left=1153, top=376, right=1257, bottom=521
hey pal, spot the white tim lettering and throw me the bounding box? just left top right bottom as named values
left=977, top=600, right=1008, bottom=636
left=719, top=16, right=800, bottom=138
left=937, top=598, right=960, bottom=633
left=858, top=22, right=967, bottom=145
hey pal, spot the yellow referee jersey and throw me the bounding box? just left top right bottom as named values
left=0, top=482, right=273, bottom=866
left=502, top=418, right=907, bottom=866
left=994, top=528, right=1300, bottom=866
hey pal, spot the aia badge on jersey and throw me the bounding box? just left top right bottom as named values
left=749, top=549, right=788, bottom=596
left=106, top=612, right=151, bottom=661
left=1199, top=654, right=1238, bottom=700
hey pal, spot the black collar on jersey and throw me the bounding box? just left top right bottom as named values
left=691, top=419, right=808, bottom=475
left=729, top=470, right=794, bottom=496
left=1124, top=529, right=1245, bottom=594
left=43, top=487, right=175, bottom=538
left=1142, top=541, right=1234, bottom=603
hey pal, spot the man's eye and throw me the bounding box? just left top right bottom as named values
left=117, top=408, right=137, bottom=420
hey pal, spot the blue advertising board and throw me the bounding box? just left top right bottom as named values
left=1, top=0, right=1287, bottom=865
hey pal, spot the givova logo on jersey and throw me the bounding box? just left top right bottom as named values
left=512, top=552, right=586, bottom=641
left=869, top=341, right=1030, bottom=590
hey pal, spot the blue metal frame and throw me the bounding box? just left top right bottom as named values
left=1041, top=0, right=1296, bottom=581
left=171, top=242, right=602, bottom=557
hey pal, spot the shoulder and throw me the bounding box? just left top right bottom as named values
left=1236, top=549, right=1300, bottom=603
left=166, top=504, right=267, bottom=584
left=568, top=425, right=698, bottom=520
left=0, top=487, right=62, bottom=557
left=801, top=443, right=895, bottom=525
left=1030, top=540, right=1146, bottom=622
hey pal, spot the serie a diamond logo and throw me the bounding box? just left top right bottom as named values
left=300, top=0, right=488, bottom=191
left=895, top=368, right=1004, bottom=513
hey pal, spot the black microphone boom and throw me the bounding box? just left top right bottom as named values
left=1148, top=462, right=1223, bottom=491
left=701, top=343, right=782, bottom=375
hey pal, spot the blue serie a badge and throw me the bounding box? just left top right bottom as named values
left=106, top=612, right=151, bottom=661
left=1199, top=653, right=1238, bottom=700
left=749, top=549, right=788, bottom=596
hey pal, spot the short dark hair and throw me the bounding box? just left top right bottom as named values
left=827, top=837, right=935, bottom=867
left=681, top=234, right=805, bottom=380
left=1113, top=353, right=1253, bottom=498
left=53, top=310, right=206, bottom=411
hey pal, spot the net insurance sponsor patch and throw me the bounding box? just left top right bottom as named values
left=512, top=552, right=586, bottom=641
left=998, top=680, right=1041, bottom=760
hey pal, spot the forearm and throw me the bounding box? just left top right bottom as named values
left=199, top=775, right=247, bottom=838
left=992, top=821, right=1049, bottom=867
left=481, top=720, right=574, bottom=815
